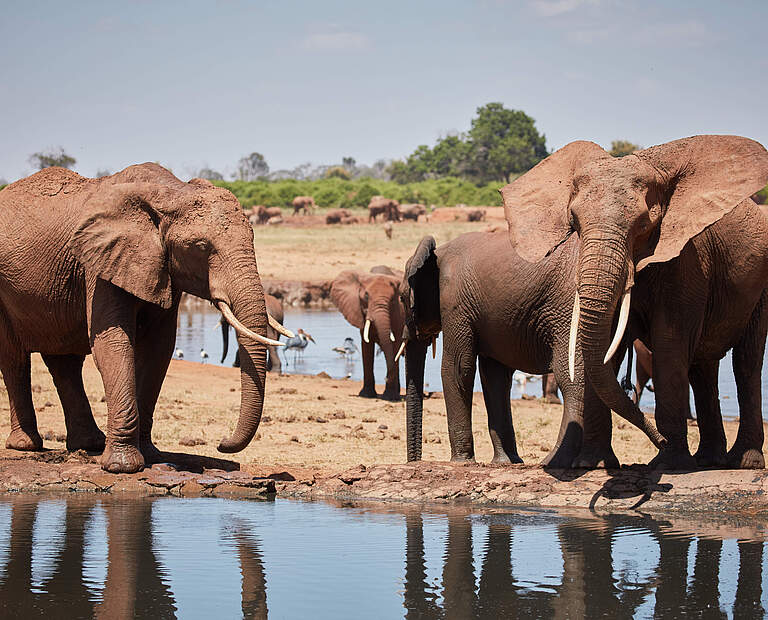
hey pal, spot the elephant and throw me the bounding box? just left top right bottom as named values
left=502, top=135, right=768, bottom=468
left=0, top=164, right=281, bottom=473
left=400, top=203, right=427, bottom=221
left=399, top=231, right=662, bottom=466
left=291, top=195, right=316, bottom=215
left=325, top=208, right=351, bottom=224
left=368, top=196, right=401, bottom=222
left=330, top=268, right=405, bottom=400
left=466, top=208, right=486, bottom=222
left=632, top=339, right=654, bottom=404
left=221, top=294, right=289, bottom=373
left=251, top=205, right=282, bottom=225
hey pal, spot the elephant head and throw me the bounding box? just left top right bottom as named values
left=68, top=163, right=279, bottom=453
left=501, top=136, right=768, bottom=447
left=330, top=269, right=405, bottom=399
left=400, top=236, right=441, bottom=461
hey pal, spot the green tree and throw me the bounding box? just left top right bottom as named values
left=609, top=140, right=640, bottom=157
left=29, top=146, right=76, bottom=170
left=467, top=103, right=548, bottom=183
left=325, top=166, right=351, bottom=180
left=235, top=152, right=269, bottom=181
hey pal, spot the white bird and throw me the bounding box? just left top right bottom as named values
left=332, top=337, right=357, bottom=359
left=200, top=348, right=209, bottom=364
left=175, top=347, right=184, bottom=359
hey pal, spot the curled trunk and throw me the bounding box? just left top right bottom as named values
left=578, top=235, right=666, bottom=449
left=217, top=264, right=269, bottom=453
left=405, top=340, right=428, bottom=461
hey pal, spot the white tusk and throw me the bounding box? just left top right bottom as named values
left=431, top=337, right=436, bottom=359
left=267, top=313, right=294, bottom=338
left=216, top=301, right=285, bottom=347
left=390, top=331, right=396, bottom=342
left=604, top=288, right=631, bottom=364
left=363, top=319, right=371, bottom=343
left=394, top=340, right=406, bottom=362
left=568, top=292, right=580, bottom=382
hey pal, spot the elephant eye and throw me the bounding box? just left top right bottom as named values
left=195, top=240, right=211, bottom=251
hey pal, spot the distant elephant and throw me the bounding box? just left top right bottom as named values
left=222, top=294, right=289, bottom=373
left=331, top=269, right=405, bottom=400
left=400, top=203, right=427, bottom=221
left=400, top=231, right=662, bottom=466
left=0, top=164, right=281, bottom=473
left=466, top=208, right=486, bottom=222
left=292, top=195, right=316, bottom=215
left=503, top=135, right=768, bottom=468
left=325, top=208, right=351, bottom=224
left=368, top=196, right=401, bottom=222
left=252, top=205, right=282, bottom=225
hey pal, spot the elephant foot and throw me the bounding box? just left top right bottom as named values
left=693, top=442, right=727, bottom=468
left=726, top=444, right=765, bottom=469
left=358, top=387, right=377, bottom=399
left=571, top=444, right=620, bottom=469
left=649, top=446, right=697, bottom=471
left=101, top=442, right=145, bottom=474
left=380, top=389, right=401, bottom=402
left=140, top=438, right=164, bottom=464
left=450, top=453, right=476, bottom=463
left=491, top=452, right=523, bottom=465
left=542, top=395, right=562, bottom=405
left=6, top=428, right=43, bottom=451
left=66, top=427, right=106, bottom=453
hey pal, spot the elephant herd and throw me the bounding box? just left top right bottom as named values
left=0, top=135, right=767, bottom=474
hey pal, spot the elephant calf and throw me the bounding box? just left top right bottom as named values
left=400, top=231, right=661, bottom=466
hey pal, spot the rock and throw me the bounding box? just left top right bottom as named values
left=290, top=436, right=300, bottom=443
left=331, top=410, right=346, bottom=419
left=316, top=371, right=332, bottom=379
left=315, top=417, right=328, bottom=423
left=378, top=424, right=388, bottom=430
left=179, top=437, right=206, bottom=447
left=362, top=417, right=376, bottom=423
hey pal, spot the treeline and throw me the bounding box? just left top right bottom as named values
left=213, top=176, right=503, bottom=208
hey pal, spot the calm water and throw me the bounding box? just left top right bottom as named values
left=176, top=303, right=768, bottom=420
left=0, top=495, right=765, bottom=619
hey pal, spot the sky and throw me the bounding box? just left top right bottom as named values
left=1, top=0, right=767, bottom=182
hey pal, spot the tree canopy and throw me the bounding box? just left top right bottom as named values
left=29, top=147, right=76, bottom=170
left=389, top=103, right=547, bottom=185
left=235, top=152, right=269, bottom=181
left=609, top=140, right=640, bottom=157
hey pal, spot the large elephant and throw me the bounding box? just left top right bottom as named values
left=251, top=205, right=282, bottom=225
left=292, top=195, right=316, bottom=215
left=400, top=231, right=662, bottom=466
left=221, top=294, right=289, bottom=373
left=400, top=203, right=427, bottom=221
left=502, top=135, right=768, bottom=468
left=368, top=196, right=401, bottom=222
left=330, top=269, right=405, bottom=400
left=0, top=164, right=280, bottom=473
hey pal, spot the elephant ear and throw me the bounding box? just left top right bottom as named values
left=403, top=236, right=441, bottom=338
left=330, top=270, right=366, bottom=329
left=635, top=135, right=768, bottom=271
left=68, top=184, right=172, bottom=308
left=501, top=141, right=610, bottom=263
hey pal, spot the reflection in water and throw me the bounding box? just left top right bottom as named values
left=0, top=496, right=765, bottom=618
left=176, top=302, right=768, bottom=419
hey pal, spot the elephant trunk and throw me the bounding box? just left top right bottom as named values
left=217, top=259, right=269, bottom=453
left=372, top=303, right=397, bottom=383
left=577, top=233, right=666, bottom=449
left=405, top=339, right=428, bottom=461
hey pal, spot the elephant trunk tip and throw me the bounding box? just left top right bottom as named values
left=217, top=436, right=246, bottom=453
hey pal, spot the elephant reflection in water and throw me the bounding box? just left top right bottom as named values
left=400, top=510, right=766, bottom=619
left=0, top=499, right=268, bottom=619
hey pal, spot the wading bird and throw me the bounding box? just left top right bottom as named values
left=200, top=348, right=209, bottom=364
left=283, top=328, right=315, bottom=363
left=332, top=337, right=357, bottom=359
left=174, top=347, right=184, bottom=359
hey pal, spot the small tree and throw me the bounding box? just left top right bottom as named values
left=197, top=167, right=224, bottom=181
left=95, top=169, right=112, bottom=178
left=325, top=166, right=351, bottom=180
left=29, top=147, right=76, bottom=170
left=609, top=140, right=640, bottom=157
left=235, top=152, right=269, bottom=181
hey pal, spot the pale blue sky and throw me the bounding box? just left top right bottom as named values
left=1, top=0, right=766, bottom=181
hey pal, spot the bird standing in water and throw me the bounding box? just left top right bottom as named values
left=332, top=337, right=358, bottom=360
left=283, top=328, right=315, bottom=363
left=200, top=348, right=209, bottom=364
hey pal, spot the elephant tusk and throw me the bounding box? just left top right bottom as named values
left=216, top=301, right=285, bottom=347
left=394, top=340, right=406, bottom=362
left=267, top=313, right=294, bottom=339
left=431, top=337, right=436, bottom=359
left=568, top=292, right=580, bottom=383
left=363, top=319, right=371, bottom=343
left=390, top=331, right=396, bottom=342
left=604, top=288, right=631, bottom=365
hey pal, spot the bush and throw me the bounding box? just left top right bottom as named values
left=753, top=184, right=768, bottom=205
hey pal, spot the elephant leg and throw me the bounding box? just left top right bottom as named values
left=1, top=349, right=42, bottom=451
left=688, top=360, right=726, bottom=467
left=88, top=279, right=143, bottom=474
left=42, top=354, right=105, bottom=452
left=359, top=337, right=377, bottom=398
left=728, top=291, right=767, bottom=469
left=441, top=334, right=476, bottom=461
left=571, top=380, right=618, bottom=469
left=542, top=373, right=561, bottom=404
left=648, top=334, right=696, bottom=470
left=478, top=356, right=521, bottom=464
left=633, top=352, right=650, bottom=405
left=134, top=305, right=178, bottom=464
left=268, top=345, right=281, bottom=373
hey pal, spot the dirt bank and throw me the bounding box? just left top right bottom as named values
left=1, top=356, right=766, bottom=515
